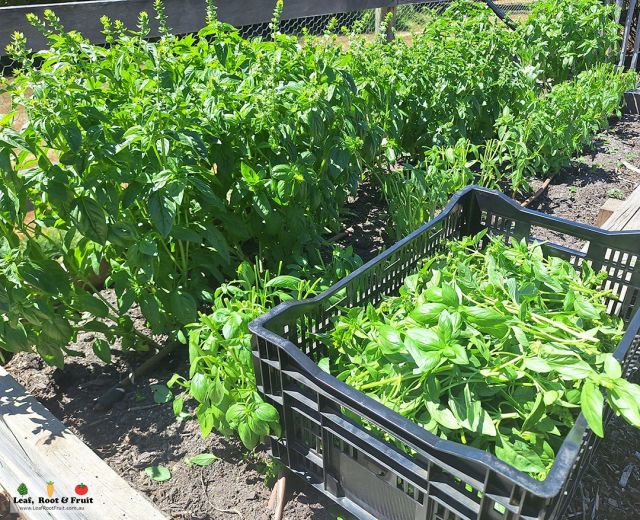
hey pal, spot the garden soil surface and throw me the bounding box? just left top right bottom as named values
left=5, top=115, right=640, bottom=520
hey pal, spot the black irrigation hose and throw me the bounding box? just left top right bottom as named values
left=93, top=341, right=179, bottom=411
left=484, top=0, right=519, bottom=31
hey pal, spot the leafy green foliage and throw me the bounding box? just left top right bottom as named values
left=494, top=65, right=636, bottom=189
left=320, top=233, right=637, bottom=478
left=346, top=2, right=532, bottom=156
left=185, top=453, right=218, bottom=467
left=607, top=188, right=625, bottom=200
left=376, top=140, right=476, bottom=239
left=0, top=1, right=634, bottom=465
left=0, top=8, right=377, bottom=362
left=144, top=465, right=171, bottom=482
left=378, top=63, right=634, bottom=237
left=151, top=383, right=173, bottom=404
left=362, top=1, right=632, bottom=234
left=168, top=249, right=362, bottom=449
left=519, top=0, right=620, bottom=84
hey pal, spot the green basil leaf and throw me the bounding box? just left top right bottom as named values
left=186, top=453, right=218, bottom=467
left=552, top=359, right=593, bottom=380
left=318, top=357, right=331, bottom=374
left=573, top=295, right=600, bottom=320
left=523, top=357, right=552, bottom=373
left=409, top=303, right=447, bottom=325
left=75, top=292, right=110, bottom=318
left=580, top=380, right=604, bottom=437
left=92, top=338, right=112, bottom=364
left=197, top=410, right=214, bottom=438
left=61, top=123, right=82, bottom=152
left=35, top=341, right=64, bottom=369
left=151, top=383, right=172, bottom=404
left=148, top=190, right=176, bottom=238
left=70, top=196, right=109, bottom=244
left=377, top=324, right=404, bottom=355
left=405, top=327, right=440, bottom=349
left=609, top=380, right=640, bottom=428
left=425, top=400, right=461, bottom=430
left=3, top=322, right=30, bottom=352
left=248, top=415, right=270, bottom=437
left=20, top=261, right=70, bottom=295
left=170, top=290, right=198, bottom=325
left=41, top=316, right=73, bottom=344
left=225, top=403, right=246, bottom=427
left=190, top=373, right=210, bottom=404
left=238, top=421, right=260, bottom=450
left=173, top=397, right=184, bottom=416
left=495, top=439, right=545, bottom=474
left=522, top=392, right=545, bottom=431
left=604, top=355, right=622, bottom=379
left=144, top=465, right=171, bottom=482
left=255, top=402, right=280, bottom=423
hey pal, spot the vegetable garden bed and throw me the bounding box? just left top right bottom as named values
left=3, top=116, right=640, bottom=520
left=1, top=0, right=640, bottom=518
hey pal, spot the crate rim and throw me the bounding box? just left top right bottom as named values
left=249, top=185, right=640, bottom=500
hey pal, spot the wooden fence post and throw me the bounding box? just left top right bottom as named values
left=375, top=6, right=397, bottom=41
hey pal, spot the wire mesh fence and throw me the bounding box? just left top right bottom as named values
left=7, top=0, right=640, bottom=77
left=1, top=57, right=16, bottom=78
left=235, top=1, right=532, bottom=40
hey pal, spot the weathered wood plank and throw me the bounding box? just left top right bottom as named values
left=0, top=0, right=396, bottom=55
left=0, top=366, right=167, bottom=520
left=596, top=198, right=623, bottom=227
left=375, top=6, right=396, bottom=41
left=603, top=182, right=640, bottom=231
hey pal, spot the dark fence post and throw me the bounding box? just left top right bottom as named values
left=617, top=0, right=640, bottom=70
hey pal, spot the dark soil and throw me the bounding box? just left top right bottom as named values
left=5, top=292, right=339, bottom=520
left=528, top=115, right=640, bottom=250
left=4, top=115, right=640, bottom=520
left=334, top=177, right=393, bottom=260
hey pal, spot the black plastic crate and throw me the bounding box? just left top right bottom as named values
left=623, top=88, right=640, bottom=115
left=249, top=186, right=640, bottom=520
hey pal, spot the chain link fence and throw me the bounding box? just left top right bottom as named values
left=1, top=58, right=12, bottom=78
left=235, top=1, right=531, bottom=39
